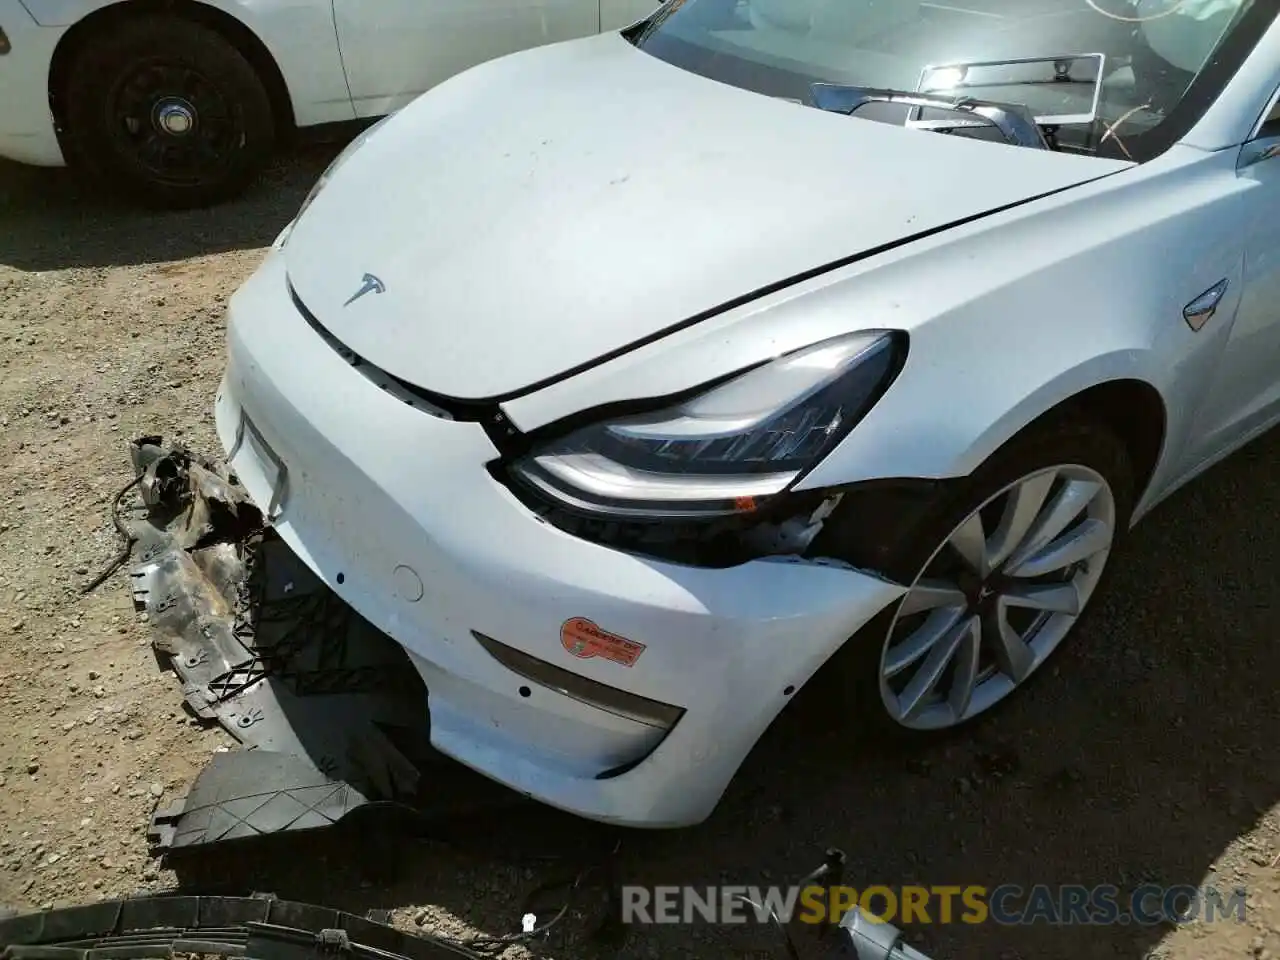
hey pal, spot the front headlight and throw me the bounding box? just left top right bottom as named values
left=509, top=330, right=905, bottom=520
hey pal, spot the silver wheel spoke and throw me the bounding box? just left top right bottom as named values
left=884, top=605, right=967, bottom=679
left=947, top=618, right=982, bottom=719
left=879, top=461, right=1117, bottom=732
left=948, top=512, right=989, bottom=575
left=985, top=598, right=1035, bottom=683
left=1005, top=479, right=1102, bottom=571
left=1007, top=519, right=1110, bottom=579
left=987, top=470, right=1056, bottom=571
left=898, top=615, right=977, bottom=721
left=898, top=579, right=968, bottom=617
left=1001, top=580, right=1082, bottom=615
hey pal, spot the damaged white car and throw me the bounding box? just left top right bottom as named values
left=216, top=0, right=1280, bottom=827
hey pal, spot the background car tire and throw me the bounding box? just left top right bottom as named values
left=62, top=15, right=276, bottom=209
left=804, top=412, right=1136, bottom=747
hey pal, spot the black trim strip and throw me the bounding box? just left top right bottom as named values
left=487, top=172, right=1124, bottom=404
left=292, top=169, right=1124, bottom=414
left=290, top=285, right=495, bottom=422
left=471, top=630, right=685, bottom=730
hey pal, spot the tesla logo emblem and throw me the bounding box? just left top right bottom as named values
left=344, top=273, right=385, bottom=307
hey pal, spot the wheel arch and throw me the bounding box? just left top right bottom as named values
left=1044, top=377, right=1167, bottom=511
left=808, top=376, right=1167, bottom=582
left=47, top=0, right=296, bottom=140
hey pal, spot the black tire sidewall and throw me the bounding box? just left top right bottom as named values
left=62, top=16, right=275, bottom=208
left=806, top=415, right=1136, bottom=748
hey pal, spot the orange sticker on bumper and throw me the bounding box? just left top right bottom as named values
left=560, top=617, right=645, bottom=667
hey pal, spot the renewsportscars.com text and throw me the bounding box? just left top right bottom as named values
left=620, top=884, right=1248, bottom=926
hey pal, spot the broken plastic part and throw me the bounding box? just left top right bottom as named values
left=118, top=438, right=527, bottom=857
left=0, top=895, right=471, bottom=960
left=740, top=494, right=844, bottom=555
left=829, top=905, right=935, bottom=960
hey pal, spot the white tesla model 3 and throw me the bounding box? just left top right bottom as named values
left=215, top=0, right=1278, bottom=827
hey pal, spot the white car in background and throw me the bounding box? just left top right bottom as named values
left=0, top=0, right=655, bottom=207
left=215, top=0, right=1280, bottom=828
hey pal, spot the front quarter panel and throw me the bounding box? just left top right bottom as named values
left=506, top=145, right=1248, bottom=521
left=796, top=145, right=1245, bottom=515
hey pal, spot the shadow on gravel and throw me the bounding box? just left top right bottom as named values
left=0, top=140, right=347, bottom=271
left=162, top=427, right=1280, bottom=960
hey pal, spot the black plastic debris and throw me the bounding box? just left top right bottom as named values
left=119, top=438, right=527, bottom=858
left=0, top=895, right=474, bottom=960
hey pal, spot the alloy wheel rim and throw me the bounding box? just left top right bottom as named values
left=878, top=463, right=1116, bottom=730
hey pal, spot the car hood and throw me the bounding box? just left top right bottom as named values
left=284, top=32, right=1129, bottom=401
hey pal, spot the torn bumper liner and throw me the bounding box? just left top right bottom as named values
left=0, top=893, right=939, bottom=960
left=122, top=438, right=526, bottom=857
left=0, top=895, right=466, bottom=960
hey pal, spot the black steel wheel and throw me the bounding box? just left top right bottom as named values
left=62, top=15, right=276, bottom=208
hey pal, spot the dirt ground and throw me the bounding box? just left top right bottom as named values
left=2, top=146, right=1280, bottom=960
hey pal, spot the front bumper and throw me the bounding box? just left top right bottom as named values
left=0, top=0, right=64, bottom=167
left=215, top=251, right=906, bottom=827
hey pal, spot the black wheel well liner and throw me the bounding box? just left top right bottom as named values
left=1047, top=377, right=1167, bottom=503
left=47, top=0, right=296, bottom=140
left=814, top=377, right=1167, bottom=580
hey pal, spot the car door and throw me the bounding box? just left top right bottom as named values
left=333, top=0, right=603, bottom=117
left=1184, top=91, right=1280, bottom=464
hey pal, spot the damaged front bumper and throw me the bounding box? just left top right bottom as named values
left=213, top=251, right=908, bottom=828
left=123, top=439, right=525, bottom=854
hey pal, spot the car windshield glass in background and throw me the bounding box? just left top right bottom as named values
left=627, top=0, right=1274, bottom=162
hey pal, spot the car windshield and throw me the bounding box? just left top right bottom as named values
left=626, top=0, right=1272, bottom=162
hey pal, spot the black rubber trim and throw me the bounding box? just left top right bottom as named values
left=291, top=171, right=1124, bottom=410
left=471, top=630, right=684, bottom=729
left=290, top=285, right=495, bottom=423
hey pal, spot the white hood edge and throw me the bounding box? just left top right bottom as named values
left=284, top=32, right=1131, bottom=401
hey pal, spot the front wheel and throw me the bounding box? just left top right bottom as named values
left=815, top=416, right=1135, bottom=740
left=61, top=15, right=276, bottom=209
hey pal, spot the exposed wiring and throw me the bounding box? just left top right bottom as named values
left=1085, top=0, right=1190, bottom=23
left=733, top=894, right=801, bottom=960
left=1098, top=101, right=1153, bottom=159
left=426, top=858, right=618, bottom=956
left=80, top=475, right=143, bottom=595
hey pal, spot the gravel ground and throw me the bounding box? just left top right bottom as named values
left=2, top=148, right=1280, bottom=960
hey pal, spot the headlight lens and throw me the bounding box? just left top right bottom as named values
left=294, top=113, right=395, bottom=225
left=509, top=330, right=904, bottom=520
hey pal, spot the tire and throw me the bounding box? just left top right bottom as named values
left=61, top=15, right=276, bottom=209
left=805, top=413, right=1135, bottom=746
